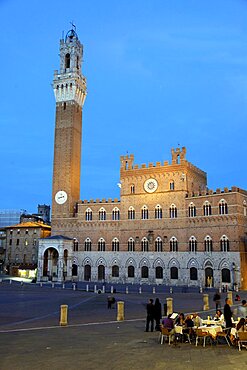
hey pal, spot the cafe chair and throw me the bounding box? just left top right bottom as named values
left=160, top=327, right=173, bottom=345
left=216, top=328, right=231, bottom=347
left=238, top=332, right=247, bottom=351
left=195, top=329, right=212, bottom=347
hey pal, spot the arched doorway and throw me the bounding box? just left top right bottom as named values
left=155, top=266, right=163, bottom=279
left=72, top=263, right=78, bottom=276
left=84, top=265, right=91, bottom=281
left=205, top=267, right=214, bottom=287
left=43, top=248, right=58, bottom=280
left=98, top=265, right=105, bottom=281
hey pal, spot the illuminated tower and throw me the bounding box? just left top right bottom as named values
left=52, top=27, right=87, bottom=219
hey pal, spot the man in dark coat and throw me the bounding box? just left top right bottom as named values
left=145, top=298, right=155, bottom=332
left=224, top=298, right=233, bottom=332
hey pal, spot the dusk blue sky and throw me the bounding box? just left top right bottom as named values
left=1, top=0, right=247, bottom=213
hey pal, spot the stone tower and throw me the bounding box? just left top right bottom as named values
left=52, top=28, right=87, bottom=219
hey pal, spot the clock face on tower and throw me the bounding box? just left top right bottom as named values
left=55, top=190, right=68, bottom=205
left=144, top=178, right=158, bottom=193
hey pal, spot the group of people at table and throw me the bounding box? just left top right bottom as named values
left=145, top=297, right=247, bottom=346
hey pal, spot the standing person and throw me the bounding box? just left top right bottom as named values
left=213, top=292, right=221, bottom=311
left=236, top=300, right=247, bottom=318
left=154, top=298, right=162, bottom=331
left=224, top=298, right=233, bottom=330
left=145, top=298, right=155, bottom=332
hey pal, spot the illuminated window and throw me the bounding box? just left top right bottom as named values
left=220, top=235, right=229, bottom=252
left=188, top=202, right=196, bottom=217
left=170, top=181, right=175, bottom=190
left=141, top=237, right=149, bottom=252
left=170, top=204, right=177, bottom=218
left=98, top=238, right=105, bottom=251
left=73, top=238, right=79, bottom=251
left=204, top=236, right=213, bottom=252
left=99, top=208, right=106, bottom=221
left=141, top=205, right=148, bottom=220
left=189, top=236, right=197, bottom=252
left=203, top=201, right=212, bottom=216
left=85, top=208, right=92, bottom=221
left=25, top=239, right=28, bottom=246
left=112, top=207, right=120, bottom=221
left=219, top=199, right=228, bottom=215
left=128, top=237, right=135, bottom=252
left=155, top=237, right=163, bottom=252
left=84, top=237, right=92, bottom=251
left=155, top=205, right=162, bottom=219
left=170, top=237, right=178, bottom=252
left=112, top=238, right=119, bottom=251
left=128, top=206, right=135, bottom=220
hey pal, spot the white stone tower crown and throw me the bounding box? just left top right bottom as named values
left=53, top=28, right=87, bottom=107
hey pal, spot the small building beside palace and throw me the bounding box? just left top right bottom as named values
left=37, top=28, right=247, bottom=289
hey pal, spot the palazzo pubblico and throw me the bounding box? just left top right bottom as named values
left=37, top=28, right=247, bottom=290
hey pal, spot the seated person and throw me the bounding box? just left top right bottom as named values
left=162, top=314, right=175, bottom=332
left=236, top=318, right=246, bottom=332
left=235, top=294, right=241, bottom=302
left=175, top=313, right=185, bottom=326
left=192, top=313, right=202, bottom=328
left=214, top=309, right=224, bottom=323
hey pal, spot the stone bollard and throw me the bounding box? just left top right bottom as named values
left=126, top=286, right=128, bottom=294
left=94, top=285, right=97, bottom=293
left=117, top=301, right=124, bottom=321
left=62, top=283, right=65, bottom=289
left=139, top=287, right=142, bottom=294
left=170, top=287, right=173, bottom=294
left=52, top=283, right=55, bottom=288
left=60, top=304, right=68, bottom=326
left=111, top=286, right=114, bottom=294
left=40, top=282, right=43, bottom=287
left=199, top=286, right=203, bottom=293
left=203, top=294, right=209, bottom=311
left=102, top=285, right=105, bottom=293
left=9, top=280, right=12, bottom=285
left=73, top=283, right=76, bottom=291
left=166, top=297, right=173, bottom=316
left=227, top=291, right=233, bottom=305
left=86, top=284, right=89, bottom=292
left=153, top=287, right=156, bottom=294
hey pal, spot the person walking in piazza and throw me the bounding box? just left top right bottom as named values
left=213, top=292, right=221, bottom=311
left=224, top=298, right=233, bottom=331
left=145, top=298, right=155, bottom=332
left=236, top=300, right=247, bottom=318
left=154, top=298, right=162, bottom=331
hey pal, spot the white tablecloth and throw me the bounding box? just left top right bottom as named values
left=198, top=325, right=222, bottom=339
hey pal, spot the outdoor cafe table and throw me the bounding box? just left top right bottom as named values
left=198, top=325, right=222, bottom=339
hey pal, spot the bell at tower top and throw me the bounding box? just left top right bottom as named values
left=65, top=28, right=79, bottom=43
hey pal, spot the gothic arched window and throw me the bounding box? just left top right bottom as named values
left=170, top=204, right=177, bottom=218
left=128, top=237, right=135, bottom=252
left=220, top=235, right=229, bottom=252
left=219, top=199, right=228, bottom=215
left=65, top=53, right=70, bottom=69
left=98, top=238, right=106, bottom=251
left=155, top=237, right=163, bottom=252
left=189, top=202, right=196, bottom=217
left=141, top=237, right=149, bottom=252
left=141, top=206, right=149, bottom=220
left=170, top=237, right=178, bottom=252
left=84, top=237, right=92, bottom=251
left=189, top=236, right=197, bottom=252
left=204, top=235, right=213, bottom=252
left=203, top=201, right=212, bottom=216
left=112, top=238, right=119, bottom=252
left=155, top=205, right=162, bottom=219
left=128, top=206, right=135, bottom=220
